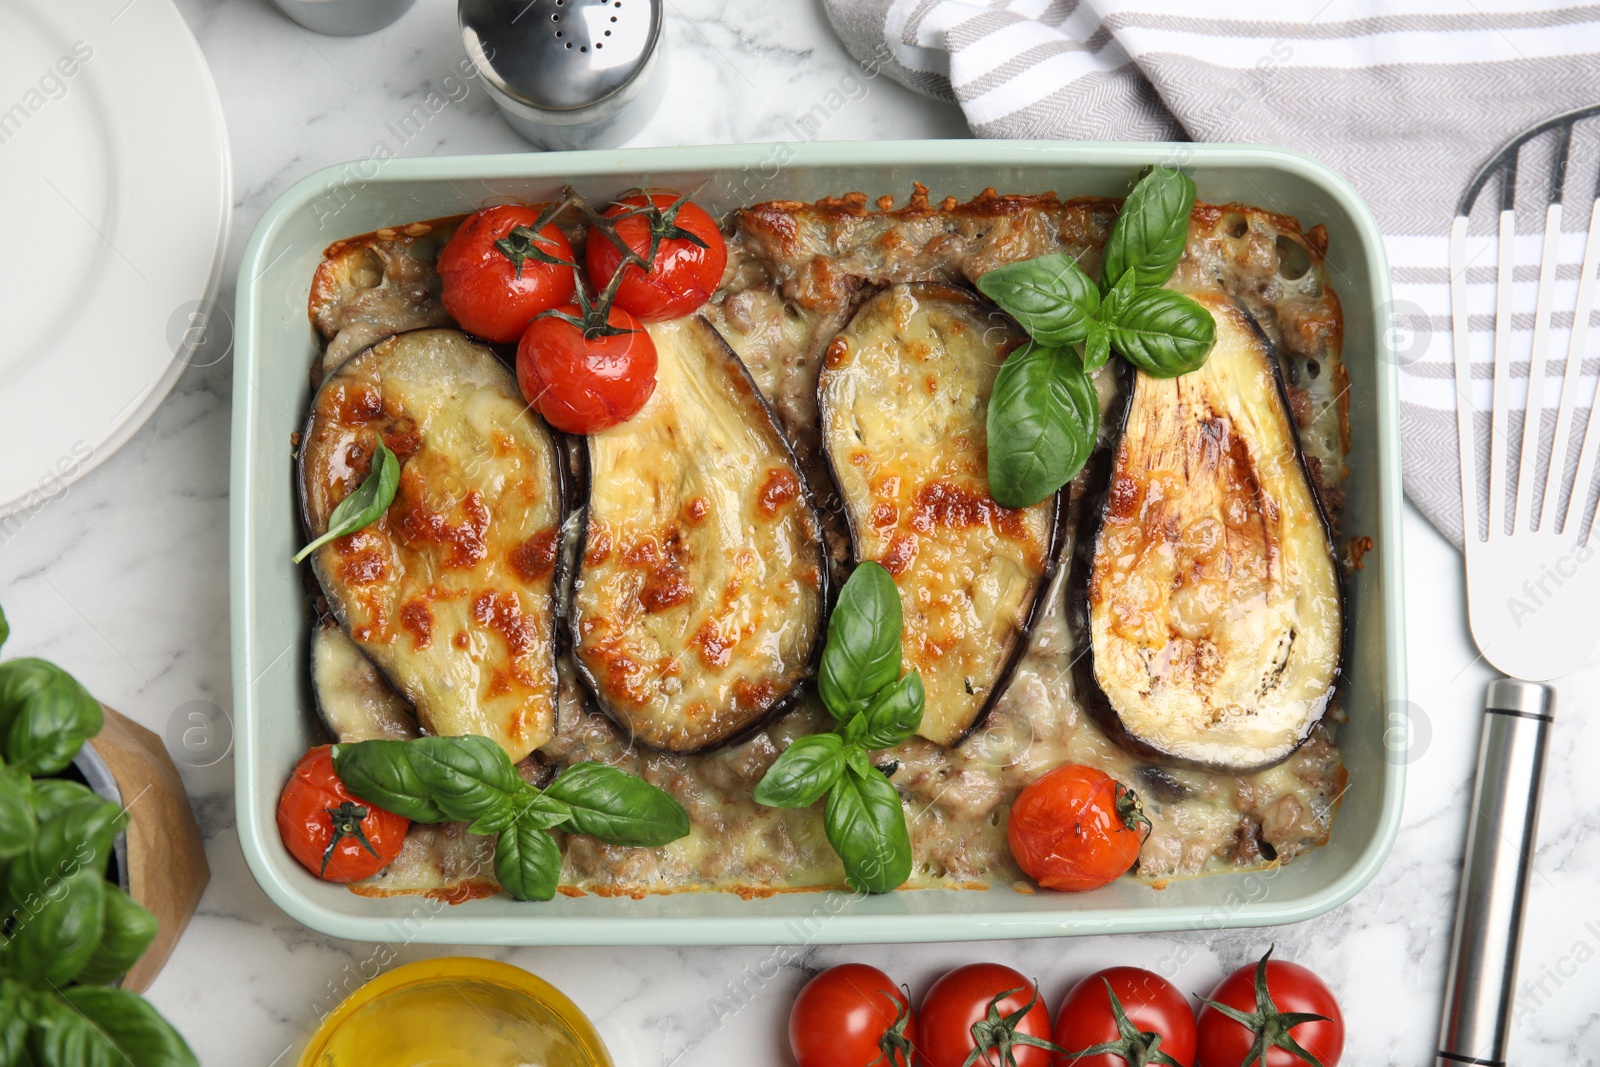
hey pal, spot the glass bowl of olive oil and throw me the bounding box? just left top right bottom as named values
left=298, top=957, right=613, bottom=1067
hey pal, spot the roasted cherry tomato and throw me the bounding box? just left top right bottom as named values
left=920, top=963, right=1056, bottom=1067
left=437, top=204, right=577, bottom=344
left=1196, top=950, right=1343, bottom=1067
left=1054, top=967, right=1196, bottom=1067
left=277, top=745, right=408, bottom=883
left=789, top=963, right=916, bottom=1067
left=1007, top=764, right=1149, bottom=892
left=584, top=191, right=727, bottom=321
left=516, top=303, right=657, bottom=434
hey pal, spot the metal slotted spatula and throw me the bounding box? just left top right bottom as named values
left=1439, top=103, right=1600, bottom=1067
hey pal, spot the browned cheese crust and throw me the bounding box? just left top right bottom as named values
left=301, top=184, right=1351, bottom=898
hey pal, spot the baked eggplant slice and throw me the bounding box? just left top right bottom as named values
left=311, top=618, right=419, bottom=743
left=300, top=328, right=564, bottom=762
left=818, top=284, right=1062, bottom=747
left=308, top=216, right=461, bottom=380
left=571, top=315, right=828, bottom=753
left=1073, top=292, right=1343, bottom=773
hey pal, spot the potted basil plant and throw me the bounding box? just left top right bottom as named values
left=0, top=605, right=197, bottom=1066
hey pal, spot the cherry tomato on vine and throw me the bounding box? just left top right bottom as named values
left=584, top=191, right=727, bottom=321
left=1196, top=950, right=1343, bottom=1067
left=1007, top=764, right=1150, bottom=892
left=277, top=746, right=408, bottom=883
left=919, top=964, right=1057, bottom=1067
left=438, top=204, right=577, bottom=344
left=516, top=302, right=657, bottom=434
left=789, top=964, right=916, bottom=1067
left=1053, top=967, right=1196, bottom=1067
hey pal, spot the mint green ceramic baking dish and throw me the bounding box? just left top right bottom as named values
left=231, top=140, right=1405, bottom=945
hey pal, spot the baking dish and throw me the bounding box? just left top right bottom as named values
left=231, top=140, right=1405, bottom=945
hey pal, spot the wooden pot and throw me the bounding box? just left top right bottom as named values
left=73, top=705, right=210, bottom=993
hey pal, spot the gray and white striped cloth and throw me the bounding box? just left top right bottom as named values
left=823, top=0, right=1600, bottom=546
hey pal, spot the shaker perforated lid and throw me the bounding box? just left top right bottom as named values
left=460, top=0, right=662, bottom=113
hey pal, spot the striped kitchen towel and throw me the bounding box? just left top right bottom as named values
left=824, top=0, right=1600, bottom=546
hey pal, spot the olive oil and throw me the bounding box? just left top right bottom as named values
left=301, top=959, right=610, bottom=1067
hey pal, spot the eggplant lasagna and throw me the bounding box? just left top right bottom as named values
left=298, top=185, right=1350, bottom=900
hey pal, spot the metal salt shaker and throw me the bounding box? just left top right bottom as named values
left=459, top=0, right=665, bottom=151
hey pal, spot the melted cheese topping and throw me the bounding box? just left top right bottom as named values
left=301, top=329, right=562, bottom=761
left=308, top=195, right=1353, bottom=898
left=572, top=316, right=825, bottom=752
left=310, top=620, right=419, bottom=743
left=1089, top=295, right=1342, bottom=768
left=819, top=285, right=1054, bottom=746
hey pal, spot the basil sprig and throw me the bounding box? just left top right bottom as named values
left=292, top=437, right=401, bottom=564
left=332, top=735, right=691, bottom=901
left=754, top=562, right=923, bottom=894
left=976, top=166, right=1219, bottom=508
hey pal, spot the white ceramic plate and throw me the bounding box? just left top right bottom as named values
left=0, top=0, right=229, bottom=520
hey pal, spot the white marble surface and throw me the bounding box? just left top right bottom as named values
left=2, top=0, right=1598, bottom=1062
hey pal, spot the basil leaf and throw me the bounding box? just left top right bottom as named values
left=1100, top=166, right=1196, bottom=291
left=493, top=820, right=562, bottom=902
left=1082, top=320, right=1111, bottom=374
left=1104, top=287, right=1217, bottom=377
left=464, top=792, right=519, bottom=836
left=976, top=254, right=1100, bottom=346
left=33, top=986, right=198, bottom=1067
left=985, top=342, right=1099, bottom=508
left=753, top=734, right=845, bottom=809
left=857, top=672, right=926, bottom=750
left=27, top=778, right=99, bottom=821
left=0, top=658, right=54, bottom=721
left=842, top=744, right=873, bottom=780
left=0, top=604, right=8, bottom=653
left=0, top=763, right=36, bottom=860
left=331, top=741, right=446, bottom=823
left=292, top=438, right=400, bottom=564
left=544, top=762, right=690, bottom=847
left=6, top=790, right=124, bottom=903
left=404, top=735, right=522, bottom=823
left=0, top=661, right=102, bottom=776
left=818, top=562, right=905, bottom=721
left=839, top=711, right=868, bottom=747
left=471, top=787, right=569, bottom=836
left=73, top=882, right=158, bottom=986
left=510, top=789, right=572, bottom=832
left=824, top=765, right=912, bottom=895
left=8, top=864, right=105, bottom=985
left=0, top=981, right=27, bottom=1067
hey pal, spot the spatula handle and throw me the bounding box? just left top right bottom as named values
left=1435, top=678, right=1552, bottom=1067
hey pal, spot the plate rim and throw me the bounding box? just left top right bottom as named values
left=0, top=0, right=232, bottom=521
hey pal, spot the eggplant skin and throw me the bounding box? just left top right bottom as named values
left=299, top=328, right=564, bottom=762
left=818, top=284, right=1062, bottom=748
left=1072, top=293, right=1344, bottom=774
left=571, top=315, right=828, bottom=754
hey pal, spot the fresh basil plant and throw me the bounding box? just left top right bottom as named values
left=333, top=735, right=690, bottom=901
left=976, top=166, right=1219, bottom=508
left=0, top=602, right=198, bottom=1067
left=753, top=562, right=924, bottom=894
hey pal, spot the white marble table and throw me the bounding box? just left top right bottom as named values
left=3, top=0, right=1597, bottom=1061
